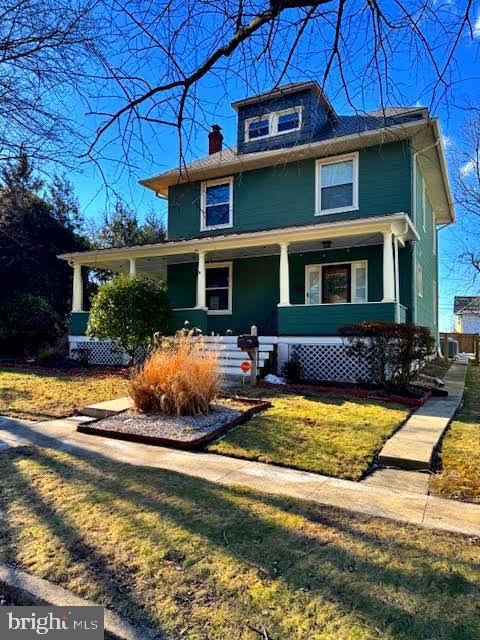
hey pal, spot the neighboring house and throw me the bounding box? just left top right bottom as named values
left=454, top=297, right=480, bottom=334
left=58, top=81, right=454, bottom=379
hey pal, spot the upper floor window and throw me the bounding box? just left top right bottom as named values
left=315, top=152, right=359, bottom=215
left=245, top=106, right=302, bottom=142
left=200, top=177, right=233, bottom=231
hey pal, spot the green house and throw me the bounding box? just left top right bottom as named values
left=59, top=81, right=454, bottom=379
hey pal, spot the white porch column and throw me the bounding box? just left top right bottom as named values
left=394, top=235, right=400, bottom=321
left=279, top=242, right=290, bottom=306
left=72, top=263, right=83, bottom=312
left=129, top=257, right=136, bottom=278
left=382, top=231, right=395, bottom=303
left=196, top=251, right=207, bottom=309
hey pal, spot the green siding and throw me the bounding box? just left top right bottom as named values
left=167, top=248, right=411, bottom=336
left=168, top=255, right=279, bottom=335
left=168, top=141, right=412, bottom=239
left=413, top=159, right=438, bottom=337
left=168, top=262, right=197, bottom=308
left=171, top=309, right=207, bottom=332
left=278, top=303, right=399, bottom=335
left=289, top=245, right=411, bottom=309
left=70, top=312, right=89, bottom=336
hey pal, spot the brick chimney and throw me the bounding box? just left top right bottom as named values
left=208, top=124, right=223, bottom=155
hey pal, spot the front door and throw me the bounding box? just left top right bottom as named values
left=306, top=263, right=352, bottom=304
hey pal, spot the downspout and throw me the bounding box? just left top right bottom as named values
left=411, top=137, right=440, bottom=327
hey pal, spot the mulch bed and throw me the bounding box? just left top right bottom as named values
left=258, top=380, right=432, bottom=407
left=77, top=395, right=271, bottom=450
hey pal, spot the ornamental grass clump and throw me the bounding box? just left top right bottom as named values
left=129, top=328, right=221, bottom=416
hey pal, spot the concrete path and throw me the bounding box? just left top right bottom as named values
left=0, top=413, right=478, bottom=536
left=378, top=362, right=467, bottom=470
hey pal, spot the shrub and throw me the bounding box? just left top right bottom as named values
left=87, top=275, right=170, bottom=365
left=339, top=321, right=436, bottom=390
left=129, top=327, right=221, bottom=416
left=0, top=293, right=63, bottom=356
left=281, top=357, right=303, bottom=383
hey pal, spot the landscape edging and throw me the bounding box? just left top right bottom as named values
left=77, top=397, right=272, bottom=450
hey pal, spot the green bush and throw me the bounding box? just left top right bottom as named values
left=87, top=275, right=171, bottom=365
left=0, top=293, right=63, bottom=356
left=339, top=321, right=436, bottom=389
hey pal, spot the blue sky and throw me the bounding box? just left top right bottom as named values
left=66, top=2, right=480, bottom=332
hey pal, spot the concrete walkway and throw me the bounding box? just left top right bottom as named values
left=378, top=362, right=467, bottom=470
left=0, top=413, right=478, bottom=536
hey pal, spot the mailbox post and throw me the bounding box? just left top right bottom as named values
left=237, top=326, right=259, bottom=385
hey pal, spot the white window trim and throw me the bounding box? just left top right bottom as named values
left=422, top=179, right=426, bottom=231
left=205, top=261, right=232, bottom=315
left=433, top=213, right=437, bottom=255
left=315, top=152, right=359, bottom=216
left=304, top=259, right=368, bottom=305
left=417, top=265, right=423, bottom=298
left=244, top=106, right=303, bottom=142
left=200, top=177, right=233, bottom=232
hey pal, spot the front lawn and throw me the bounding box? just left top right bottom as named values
left=0, top=447, right=477, bottom=640
left=207, top=387, right=409, bottom=480
left=430, top=365, right=480, bottom=503
left=0, top=367, right=128, bottom=421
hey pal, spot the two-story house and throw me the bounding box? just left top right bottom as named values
left=59, top=81, right=454, bottom=379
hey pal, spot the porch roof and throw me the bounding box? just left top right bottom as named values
left=58, top=212, right=417, bottom=273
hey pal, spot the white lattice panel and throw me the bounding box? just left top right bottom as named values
left=70, top=341, right=126, bottom=365
left=291, top=344, right=371, bottom=383
left=69, top=341, right=149, bottom=366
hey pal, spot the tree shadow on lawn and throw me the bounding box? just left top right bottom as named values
left=0, top=446, right=478, bottom=640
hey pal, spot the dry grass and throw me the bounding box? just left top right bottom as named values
left=430, top=365, right=480, bottom=503
left=0, top=446, right=478, bottom=639
left=0, top=367, right=128, bottom=421
left=129, top=330, right=221, bottom=416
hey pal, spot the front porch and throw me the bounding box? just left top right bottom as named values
left=62, top=213, right=417, bottom=341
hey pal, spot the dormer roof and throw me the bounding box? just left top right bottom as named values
left=231, top=81, right=337, bottom=119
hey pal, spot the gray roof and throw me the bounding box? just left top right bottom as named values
left=454, top=296, right=480, bottom=313
left=230, top=81, right=336, bottom=115
left=151, top=110, right=427, bottom=181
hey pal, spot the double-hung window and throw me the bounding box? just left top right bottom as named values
left=200, top=177, right=233, bottom=231
left=316, top=153, right=359, bottom=215
left=245, top=106, right=302, bottom=142
left=205, top=262, right=232, bottom=314
left=305, top=260, right=367, bottom=305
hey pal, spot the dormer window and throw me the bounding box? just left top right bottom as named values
left=248, top=117, right=270, bottom=139
left=277, top=108, right=301, bottom=132
left=245, top=106, right=302, bottom=142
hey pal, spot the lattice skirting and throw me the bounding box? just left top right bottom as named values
left=290, top=343, right=371, bottom=383
left=69, top=340, right=148, bottom=366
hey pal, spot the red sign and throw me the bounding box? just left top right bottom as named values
left=240, top=361, right=251, bottom=373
